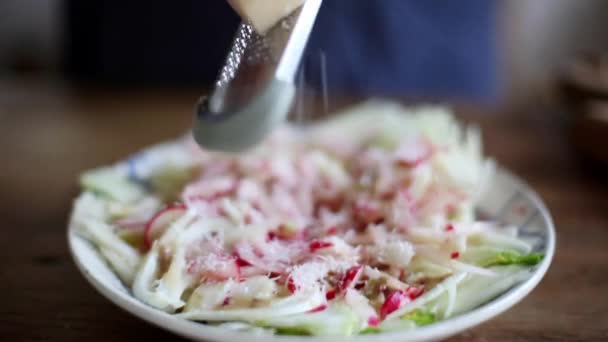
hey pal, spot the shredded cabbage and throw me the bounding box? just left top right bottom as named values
left=69, top=101, right=544, bottom=336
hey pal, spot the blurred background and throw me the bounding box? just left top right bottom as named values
left=3, top=1, right=608, bottom=340
left=4, top=1, right=608, bottom=100
left=3, top=0, right=608, bottom=199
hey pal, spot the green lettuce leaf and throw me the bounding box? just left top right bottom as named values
left=360, top=327, right=381, bottom=335
left=402, top=309, right=437, bottom=326
left=480, top=251, right=544, bottom=267
left=275, top=327, right=312, bottom=336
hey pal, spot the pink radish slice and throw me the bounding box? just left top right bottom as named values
left=309, top=240, right=334, bottom=252
left=307, top=304, right=327, bottom=313
left=143, top=204, right=187, bottom=249
left=367, top=316, right=380, bottom=327
left=380, top=290, right=408, bottom=319
left=287, top=276, right=297, bottom=293
left=338, top=265, right=363, bottom=292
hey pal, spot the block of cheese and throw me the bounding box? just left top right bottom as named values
left=227, top=0, right=306, bottom=34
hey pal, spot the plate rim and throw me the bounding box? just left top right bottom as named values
left=68, top=166, right=556, bottom=342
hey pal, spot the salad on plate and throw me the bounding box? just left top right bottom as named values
left=69, top=101, right=543, bottom=336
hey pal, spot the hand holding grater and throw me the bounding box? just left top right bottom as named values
left=193, top=0, right=323, bottom=152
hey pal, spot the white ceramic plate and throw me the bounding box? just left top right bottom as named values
left=68, top=165, right=555, bottom=342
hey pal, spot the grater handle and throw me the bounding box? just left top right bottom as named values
left=192, top=0, right=322, bottom=153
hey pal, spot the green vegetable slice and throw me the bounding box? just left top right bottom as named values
left=480, top=251, right=544, bottom=267
left=402, top=309, right=437, bottom=326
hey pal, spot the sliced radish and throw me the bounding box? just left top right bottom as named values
left=367, top=316, right=380, bottom=327
left=266, top=231, right=277, bottom=241
left=405, top=285, right=424, bottom=300
left=233, top=252, right=253, bottom=267
left=380, top=290, right=408, bottom=319
left=143, top=204, right=187, bottom=249
left=326, top=226, right=338, bottom=236
left=338, top=265, right=363, bottom=292
left=307, top=304, right=327, bottom=313
left=287, top=276, right=297, bottom=293
left=183, top=175, right=237, bottom=201
left=309, top=240, right=334, bottom=252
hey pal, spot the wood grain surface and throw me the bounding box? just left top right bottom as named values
left=1, top=80, right=607, bottom=341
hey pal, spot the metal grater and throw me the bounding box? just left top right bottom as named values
left=193, top=0, right=323, bottom=152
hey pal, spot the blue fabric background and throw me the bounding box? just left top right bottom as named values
left=304, top=0, right=499, bottom=100
left=65, top=0, right=499, bottom=102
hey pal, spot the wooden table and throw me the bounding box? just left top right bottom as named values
left=2, top=80, right=607, bottom=341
